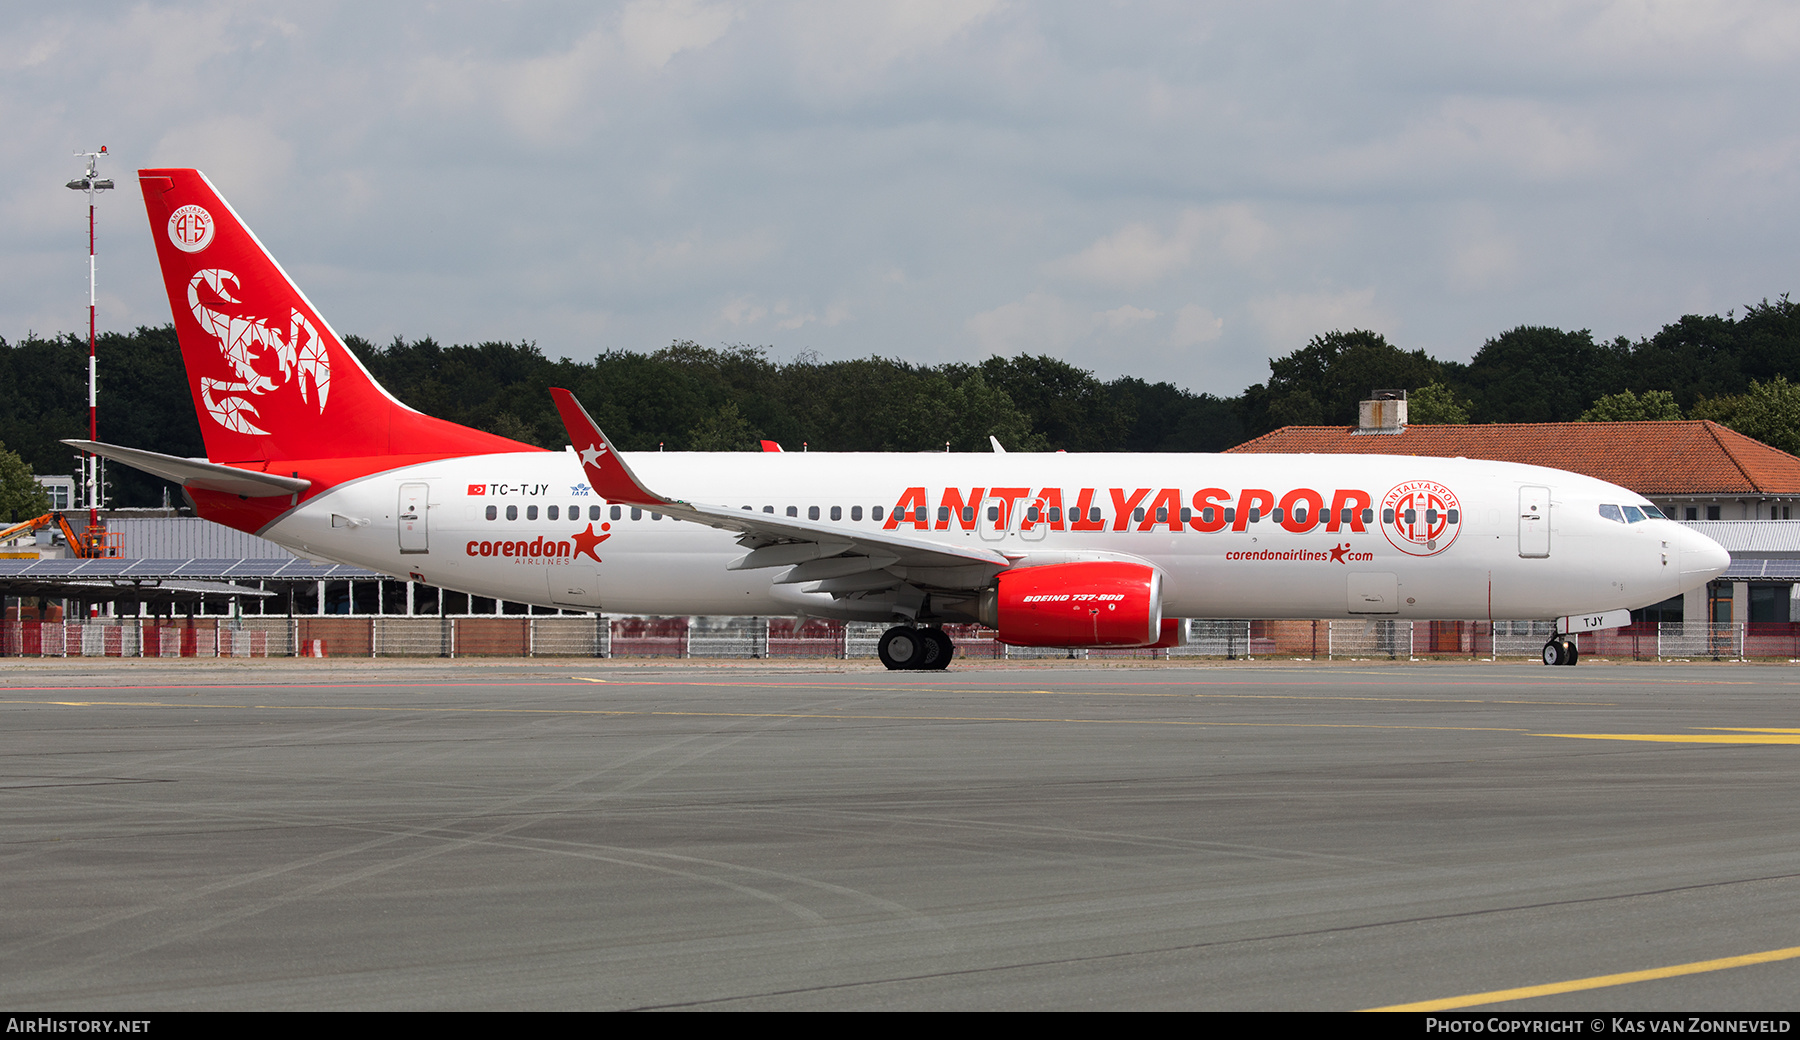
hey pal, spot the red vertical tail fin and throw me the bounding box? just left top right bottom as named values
left=137, top=168, right=536, bottom=464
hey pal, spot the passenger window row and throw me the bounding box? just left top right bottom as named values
left=479, top=501, right=1386, bottom=527
left=1380, top=507, right=1457, bottom=525
left=739, top=505, right=868, bottom=520
left=486, top=504, right=609, bottom=522
left=1191, top=506, right=1377, bottom=525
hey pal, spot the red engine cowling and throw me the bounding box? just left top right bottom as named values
left=988, top=561, right=1164, bottom=647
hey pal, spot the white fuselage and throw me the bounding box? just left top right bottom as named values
left=258, top=450, right=1728, bottom=621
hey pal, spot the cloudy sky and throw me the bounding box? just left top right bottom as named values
left=4, top=1, right=1798, bottom=397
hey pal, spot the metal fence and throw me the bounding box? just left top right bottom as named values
left=0, top=617, right=1777, bottom=661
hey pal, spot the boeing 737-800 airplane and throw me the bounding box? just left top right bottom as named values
left=69, top=169, right=1730, bottom=669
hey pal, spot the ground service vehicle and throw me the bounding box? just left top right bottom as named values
left=0, top=513, right=121, bottom=559
left=70, top=169, right=1731, bottom=668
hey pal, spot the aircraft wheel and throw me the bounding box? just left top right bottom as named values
left=922, top=628, right=954, bottom=670
left=1565, top=639, right=1580, bottom=666
left=879, top=626, right=924, bottom=670
left=1542, top=640, right=1566, bottom=666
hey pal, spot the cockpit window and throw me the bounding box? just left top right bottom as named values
left=1599, top=503, right=1659, bottom=523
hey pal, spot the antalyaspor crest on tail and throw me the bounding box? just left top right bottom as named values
left=138, top=169, right=538, bottom=465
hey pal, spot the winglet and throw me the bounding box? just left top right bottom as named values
left=760, top=440, right=784, bottom=453
left=549, top=388, right=669, bottom=507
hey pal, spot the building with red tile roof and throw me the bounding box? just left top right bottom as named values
left=1227, top=419, right=1800, bottom=522
left=1227, top=399, right=1800, bottom=624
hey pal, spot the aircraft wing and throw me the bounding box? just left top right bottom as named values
left=549, top=388, right=1008, bottom=593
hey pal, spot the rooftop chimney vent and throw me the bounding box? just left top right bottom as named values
left=1356, top=389, right=1407, bottom=434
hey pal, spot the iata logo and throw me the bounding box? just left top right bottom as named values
left=1381, top=480, right=1462, bottom=556
left=168, top=205, right=215, bottom=253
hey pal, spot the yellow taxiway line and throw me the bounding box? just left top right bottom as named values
left=1544, top=732, right=1800, bottom=744
left=1365, top=944, right=1800, bottom=1011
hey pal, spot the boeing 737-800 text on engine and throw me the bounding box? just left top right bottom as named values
left=71, top=169, right=1731, bottom=668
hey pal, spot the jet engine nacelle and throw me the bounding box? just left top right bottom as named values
left=982, top=561, right=1164, bottom=647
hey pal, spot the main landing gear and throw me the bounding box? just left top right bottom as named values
left=879, top=626, right=953, bottom=671
left=1542, top=637, right=1580, bottom=666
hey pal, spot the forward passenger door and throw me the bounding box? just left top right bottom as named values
left=1519, top=486, right=1550, bottom=558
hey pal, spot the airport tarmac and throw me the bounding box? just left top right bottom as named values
left=3, top=658, right=1798, bottom=1011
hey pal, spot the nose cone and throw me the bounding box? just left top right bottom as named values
left=1675, top=525, right=1731, bottom=588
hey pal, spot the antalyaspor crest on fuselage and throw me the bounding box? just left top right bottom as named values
left=1381, top=479, right=1462, bottom=556
left=185, top=266, right=331, bottom=436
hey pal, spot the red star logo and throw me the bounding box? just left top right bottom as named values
left=1329, top=542, right=1351, bottom=564
left=571, top=522, right=610, bottom=562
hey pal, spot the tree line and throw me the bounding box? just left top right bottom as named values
left=1, top=294, right=1798, bottom=508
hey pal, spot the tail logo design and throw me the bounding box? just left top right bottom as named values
left=168, top=205, right=215, bottom=253
left=187, top=269, right=332, bottom=436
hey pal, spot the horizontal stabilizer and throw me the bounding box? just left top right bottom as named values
left=63, top=439, right=311, bottom=497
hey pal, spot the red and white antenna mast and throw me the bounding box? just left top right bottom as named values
left=66, top=147, right=114, bottom=540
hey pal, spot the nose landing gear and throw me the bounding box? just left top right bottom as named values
left=879, top=626, right=954, bottom=670
left=1542, top=637, right=1579, bottom=666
